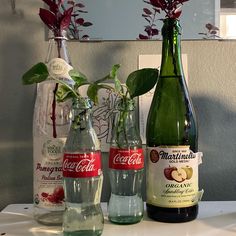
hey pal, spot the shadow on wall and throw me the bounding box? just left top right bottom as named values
left=0, top=2, right=41, bottom=210
left=192, top=95, right=236, bottom=201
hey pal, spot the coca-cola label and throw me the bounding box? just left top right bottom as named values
left=63, top=152, right=102, bottom=178
left=109, top=148, right=144, bottom=170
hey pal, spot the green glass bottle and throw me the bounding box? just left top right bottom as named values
left=146, top=18, right=199, bottom=223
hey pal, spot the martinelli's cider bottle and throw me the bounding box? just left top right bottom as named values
left=146, top=18, right=202, bottom=223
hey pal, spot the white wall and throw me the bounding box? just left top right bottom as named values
left=1, top=0, right=236, bottom=210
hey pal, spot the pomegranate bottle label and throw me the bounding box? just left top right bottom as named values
left=109, top=148, right=144, bottom=170
left=63, top=151, right=102, bottom=178
left=33, top=137, right=65, bottom=210
left=146, top=146, right=203, bottom=208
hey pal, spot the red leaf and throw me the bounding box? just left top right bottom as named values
left=210, top=30, right=217, bottom=35
left=153, top=7, right=160, bottom=13
left=39, top=8, right=57, bottom=30
left=151, top=28, right=159, bottom=36
left=75, top=3, right=85, bottom=8
left=145, top=26, right=152, bottom=36
left=145, top=17, right=151, bottom=24
left=42, top=0, right=58, bottom=13
left=139, top=34, right=149, bottom=39
left=60, top=7, right=73, bottom=30
left=179, top=0, right=189, bottom=3
left=67, top=0, right=75, bottom=5
left=82, top=35, right=89, bottom=39
left=150, top=0, right=165, bottom=9
left=76, top=18, right=84, bottom=25
left=143, top=8, right=152, bottom=15
left=77, top=10, right=88, bottom=13
left=83, top=22, right=93, bottom=27
left=172, top=9, right=182, bottom=19
left=206, top=23, right=219, bottom=31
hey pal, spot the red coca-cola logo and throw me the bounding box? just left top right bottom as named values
left=63, top=152, right=102, bottom=178
left=109, top=148, right=144, bottom=170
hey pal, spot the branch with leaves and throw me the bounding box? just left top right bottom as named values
left=22, top=62, right=158, bottom=145
left=139, top=0, right=189, bottom=39
left=198, top=23, right=221, bottom=40
left=22, top=63, right=158, bottom=105
left=65, top=1, right=93, bottom=40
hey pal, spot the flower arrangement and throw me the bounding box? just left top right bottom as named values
left=39, top=0, right=92, bottom=39
left=139, top=0, right=189, bottom=39
left=22, top=0, right=159, bottom=142
left=22, top=63, right=158, bottom=146
left=39, top=0, right=73, bottom=37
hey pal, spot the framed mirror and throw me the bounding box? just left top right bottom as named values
left=60, top=0, right=236, bottom=41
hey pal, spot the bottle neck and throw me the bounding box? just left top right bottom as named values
left=160, top=18, right=183, bottom=77
left=72, top=98, right=93, bottom=130
left=112, top=99, right=142, bottom=148
left=115, top=99, right=136, bottom=128
left=45, top=36, right=71, bottom=63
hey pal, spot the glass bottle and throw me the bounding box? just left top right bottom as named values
left=33, top=35, right=74, bottom=225
left=62, top=97, right=104, bottom=236
left=146, top=18, right=200, bottom=223
left=108, top=99, right=144, bottom=224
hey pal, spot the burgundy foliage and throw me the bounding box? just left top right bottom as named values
left=198, top=23, right=220, bottom=39
left=139, top=0, right=189, bottom=39
left=39, top=0, right=92, bottom=39
left=67, top=0, right=93, bottom=39
left=139, top=7, right=160, bottom=40
left=39, top=0, right=73, bottom=37
left=147, top=0, right=189, bottom=19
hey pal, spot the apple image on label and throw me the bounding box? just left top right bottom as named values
left=171, top=168, right=187, bottom=183
left=164, top=166, right=177, bottom=180
left=182, top=166, right=193, bottom=180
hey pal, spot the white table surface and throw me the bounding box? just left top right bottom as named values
left=1, top=202, right=236, bottom=236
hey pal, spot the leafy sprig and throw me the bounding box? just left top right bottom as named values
left=146, top=0, right=189, bottom=19
left=39, top=0, right=73, bottom=37
left=139, top=0, right=189, bottom=39
left=139, top=7, right=160, bottom=40
left=39, top=0, right=92, bottom=39
left=65, top=1, right=93, bottom=39
left=22, top=62, right=158, bottom=145
left=22, top=63, right=158, bottom=105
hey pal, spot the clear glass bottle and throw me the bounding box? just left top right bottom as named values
left=108, top=99, right=144, bottom=224
left=146, top=18, right=199, bottom=223
left=33, top=36, right=74, bottom=225
left=62, top=97, right=104, bottom=236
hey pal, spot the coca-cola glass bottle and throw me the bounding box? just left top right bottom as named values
left=62, top=97, right=104, bottom=236
left=108, top=99, right=144, bottom=224
left=33, top=35, right=74, bottom=225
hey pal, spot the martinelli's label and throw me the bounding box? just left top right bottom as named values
left=146, top=146, right=203, bottom=208
left=33, top=137, right=66, bottom=210
left=47, top=58, right=74, bottom=85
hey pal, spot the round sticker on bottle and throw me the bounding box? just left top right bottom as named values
left=47, top=58, right=74, bottom=85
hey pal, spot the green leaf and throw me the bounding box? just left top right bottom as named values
left=110, top=64, right=120, bottom=78
left=22, top=62, right=49, bottom=85
left=114, top=77, right=122, bottom=93
left=87, top=83, right=115, bottom=105
left=56, top=84, right=74, bottom=102
left=69, top=69, right=88, bottom=87
left=126, top=68, right=158, bottom=98
left=87, top=84, right=99, bottom=105
left=95, top=64, right=121, bottom=84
